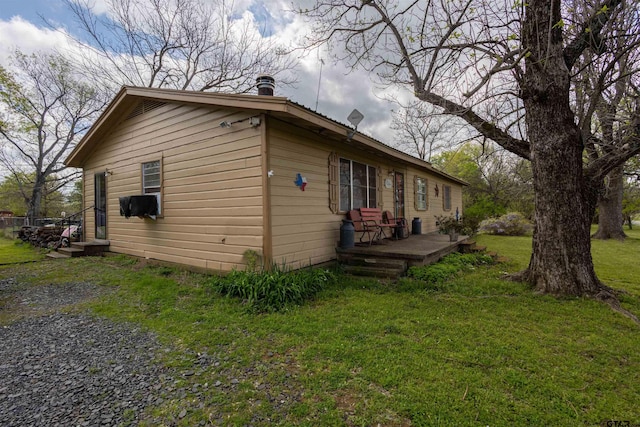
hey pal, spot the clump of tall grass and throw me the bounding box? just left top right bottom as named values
left=210, top=265, right=335, bottom=313
left=407, top=252, right=494, bottom=284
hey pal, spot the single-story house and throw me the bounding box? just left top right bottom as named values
left=65, top=80, right=466, bottom=272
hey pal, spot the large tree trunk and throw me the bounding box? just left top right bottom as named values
left=519, top=0, right=611, bottom=298
left=592, top=166, right=626, bottom=240
left=27, top=177, right=44, bottom=224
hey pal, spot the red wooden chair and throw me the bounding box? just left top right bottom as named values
left=347, top=209, right=381, bottom=245
left=383, top=210, right=409, bottom=239
left=360, top=207, right=397, bottom=240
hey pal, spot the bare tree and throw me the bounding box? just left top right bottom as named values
left=0, top=52, right=107, bottom=222
left=390, top=102, right=458, bottom=161
left=622, top=159, right=640, bottom=228
left=298, top=0, right=640, bottom=309
left=61, top=0, right=297, bottom=93
left=565, top=0, right=640, bottom=241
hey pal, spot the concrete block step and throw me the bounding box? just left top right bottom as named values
left=46, top=251, right=70, bottom=259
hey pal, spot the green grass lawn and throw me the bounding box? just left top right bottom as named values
left=0, top=237, right=46, bottom=264
left=1, top=233, right=639, bottom=426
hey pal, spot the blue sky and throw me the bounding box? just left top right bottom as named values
left=0, top=0, right=404, bottom=145
left=0, top=0, right=72, bottom=27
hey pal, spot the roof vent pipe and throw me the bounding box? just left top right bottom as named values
left=256, top=74, right=275, bottom=96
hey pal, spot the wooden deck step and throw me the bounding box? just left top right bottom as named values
left=342, top=265, right=406, bottom=279
left=458, top=240, right=477, bottom=253
left=57, top=247, right=85, bottom=257
left=71, top=241, right=110, bottom=256
left=337, top=254, right=407, bottom=269
left=338, top=253, right=407, bottom=279
left=48, top=240, right=110, bottom=259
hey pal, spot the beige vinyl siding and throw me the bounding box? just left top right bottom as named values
left=405, top=166, right=464, bottom=233
left=82, top=102, right=264, bottom=271
left=268, top=121, right=445, bottom=267
left=268, top=121, right=343, bottom=268
left=361, top=164, right=464, bottom=234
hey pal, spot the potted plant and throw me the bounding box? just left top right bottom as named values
left=435, top=214, right=465, bottom=241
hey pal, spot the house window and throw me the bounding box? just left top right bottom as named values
left=443, top=184, right=451, bottom=211
left=142, top=160, right=162, bottom=214
left=339, top=158, right=377, bottom=211
left=415, top=177, right=427, bottom=211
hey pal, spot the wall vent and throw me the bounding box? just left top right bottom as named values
left=125, top=100, right=167, bottom=120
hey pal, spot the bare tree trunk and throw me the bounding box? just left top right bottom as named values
left=521, top=110, right=607, bottom=296
left=592, top=166, right=626, bottom=240
left=26, top=178, right=44, bottom=224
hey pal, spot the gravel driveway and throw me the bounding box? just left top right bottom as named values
left=0, top=277, right=177, bottom=426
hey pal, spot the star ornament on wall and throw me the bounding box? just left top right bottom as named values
left=294, top=173, right=308, bottom=191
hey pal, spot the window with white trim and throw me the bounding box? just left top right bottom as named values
left=142, top=160, right=162, bottom=215
left=339, top=158, right=377, bottom=211
left=415, top=177, right=427, bottom=210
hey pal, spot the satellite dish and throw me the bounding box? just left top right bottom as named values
left=347, top=109, right=364, bottom=128
left=346, top=109, right=364, bottom=141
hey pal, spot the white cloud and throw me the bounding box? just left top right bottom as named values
left=0, top=17, right=71, bottom=65
left=270, top=9, right=400, bottom=144
left=68, top=0, right=111, bottom=15
left=0, top=3, right=405, bottom=147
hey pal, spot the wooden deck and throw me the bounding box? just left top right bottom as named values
left=336, top=233, right=471, bottom=278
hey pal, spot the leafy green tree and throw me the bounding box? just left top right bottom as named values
left=0, top=172, right=67, bottom=218
left=66, top=179, right=83, bottom=215
left=433, top=143, right=534, bottom=229
left=0, top=172, right=29, bottom=216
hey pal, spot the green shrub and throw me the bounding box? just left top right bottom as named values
left=407, top=252, right=494, bottom=284
left=210, top=266, right=335, bottom=313
left=479, top=212, right=533, bottom=236
left=463, top=195, right=507, bottom=233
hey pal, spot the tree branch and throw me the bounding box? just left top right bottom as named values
left=585, top=110, right=640, bottom=181
left=415, top=90, right=530, bottom=160
left=563, top=0, right=623, bottom=69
